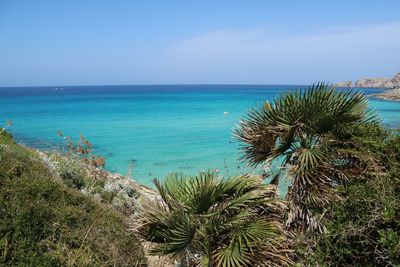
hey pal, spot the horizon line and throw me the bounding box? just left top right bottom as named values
left=0, top=82, right=339, bottom=89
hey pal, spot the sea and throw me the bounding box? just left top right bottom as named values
left=0, top=85, right=399, bottom=186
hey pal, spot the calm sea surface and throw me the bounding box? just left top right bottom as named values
left=1, top=85, right=399, bottom=186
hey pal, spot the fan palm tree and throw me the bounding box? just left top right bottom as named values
left=234, top=83, right=378, bottom=232
left=139, top=172, right=293, bottom=267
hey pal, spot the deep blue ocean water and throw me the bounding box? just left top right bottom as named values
left=0, top=85, right=399, bottom=186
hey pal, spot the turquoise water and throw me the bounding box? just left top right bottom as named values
left=0, top=85, right=399, bottom=186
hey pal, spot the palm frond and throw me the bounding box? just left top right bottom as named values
left=146, top=209, right=195, bottom=255
left=140, top=173, right=292, bottom=265
left=234, top=83, right=379, bottom=232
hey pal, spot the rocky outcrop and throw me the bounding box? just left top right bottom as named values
left=39, top=151, right=160, bottom=220
left=391, top=73, right=400, bottom=84
left=371, top=88, right=400, bottom=101
left=355, top=77, right=394, bottom=88
left=334, top=81, right=353, bottom=87
left=334, top=72, right=400, bottom=89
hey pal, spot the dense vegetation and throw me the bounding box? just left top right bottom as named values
left=0, top=131, right=146, bottom=266
left=308, top=125, right=400, bottom=266
left=234, top=83, right=378, bottom=233
left=233, top=85, right=400, bottom=266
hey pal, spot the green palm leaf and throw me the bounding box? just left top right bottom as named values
left=234, top=83, right=380, bottom=232
left=140, top=173, right=292, bottom=266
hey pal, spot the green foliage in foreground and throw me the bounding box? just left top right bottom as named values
left=234, top=84, right=399, bottom=265
left=234, top=84, right=378, bottom=233
left=0, top=132, right=146, bottom=266
left=307, top=125, right=400, bottom=266
left=140, top=172, right=293, bottom=267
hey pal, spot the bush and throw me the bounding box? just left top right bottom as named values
left=308, top=125, right=400, bottom=266
left=57, top=158, right=88, bottom=190
left=0, top=130, right=14, bottom=145
left=0, top=134, right=146, bottom=266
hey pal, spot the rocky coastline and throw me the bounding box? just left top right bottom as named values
left=334, top=72, right=400, bottom=101
left=38, top=151, right=159, bottom=218
left=334, top=72, right=400, bottom=89
left=370, top=88, right=400, bottom=101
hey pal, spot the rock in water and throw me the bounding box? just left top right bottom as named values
left=371, top=88, right=400, bottom=101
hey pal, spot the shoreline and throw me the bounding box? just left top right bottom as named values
left=369, top=88, right=400, bottom=101
left=37, top=149, right=160, bottom=216
left=334, top=72, right=400, bottom=91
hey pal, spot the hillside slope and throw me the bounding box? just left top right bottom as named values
left=0, top=131, right=146, bottom=266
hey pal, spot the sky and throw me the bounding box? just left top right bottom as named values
left=0, top=0, right=399, bottom=86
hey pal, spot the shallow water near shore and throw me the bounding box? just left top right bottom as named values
left=0, top=85, right=399, bottom=187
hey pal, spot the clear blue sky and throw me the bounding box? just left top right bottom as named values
left=0, top=0, right=399, bottom=86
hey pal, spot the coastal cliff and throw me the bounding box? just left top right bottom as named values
left=334, top=72, right=400, bottom=101
left=334, top=72, right=400, bottom=88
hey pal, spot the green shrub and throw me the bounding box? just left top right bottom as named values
left=57, top=158, right=88, bottom=190
left=379, top=229, right=400, bottom=261
left=0, top=134, right=146, bottom=266
left=0, top=130, right=14, bottom=144
left=99, top=190, right=117, bottom=204
left=307, top=125, right=400, bottom=266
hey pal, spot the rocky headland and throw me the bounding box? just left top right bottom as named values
left=334, top=72, right=400, bottom=101
left=370, top=88, right=400, bottom=101
left=334, top=72, right=400, bottom=89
